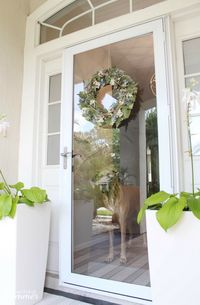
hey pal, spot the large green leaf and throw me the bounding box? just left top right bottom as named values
left=180, top=192, right=193, bottom=199
left=188, top=196, right=200, bottom=219
left=9, top=182, right=24, bottom=192
left=18, top=196, right=34, bottom=206
left=137, top=206, right=147, bottom=224
left=21, top=187, right=47, bottom=203
left=144, top=191, right=170, bottom=206
left=156, top=196, right=186, bottom=231
left=0, top=194, right=12, bottom=219
left=9, top=196, right=19, bottom=218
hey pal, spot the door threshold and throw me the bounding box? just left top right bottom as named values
left=44, top=287, right=146, bottom=305
left=45, top=274, right=152, bottom=305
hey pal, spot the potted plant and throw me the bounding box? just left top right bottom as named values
left=0, top=169, right=51, bottom=305
left=138, top=88, right=200, bottom=305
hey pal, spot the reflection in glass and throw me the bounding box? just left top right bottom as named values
left=132, top=0, right=165, bottom=11
left=185, top=76, right=200, bottom=92
left=190, top=116, right=200, bottom=156
left=183, top=37, right=200, bottom=75
left=145, top=108, right=159, bottom=196
left=62, top=13, right=92, bottom=36
left=72, top=34, right=159, bottom=287
left=95, top=0, right=129, bottom=24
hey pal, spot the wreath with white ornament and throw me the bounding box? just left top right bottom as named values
left=78, top=67, right=139, bottom=128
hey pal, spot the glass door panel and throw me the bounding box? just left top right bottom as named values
left=72, top=34, right=159, bottom=287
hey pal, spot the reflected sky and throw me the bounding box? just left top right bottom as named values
left=74, top=83, right=94, bottom=132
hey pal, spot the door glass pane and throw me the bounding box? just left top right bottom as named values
left=72, top=34, right=159, bottom=287
left=48, top=104, right=61, bottom=133
left=49, top=74, right=62, bottom=103
left=47, top=134, right=60, bottom=165
left=183, top=37, right=200, bottom=75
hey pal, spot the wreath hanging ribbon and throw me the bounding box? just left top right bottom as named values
left=78, top=67, right=138, bottom=128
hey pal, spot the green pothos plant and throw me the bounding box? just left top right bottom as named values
left=0, top=170, right=48, bottom=220
left=138, top=87, right=200, bottom=231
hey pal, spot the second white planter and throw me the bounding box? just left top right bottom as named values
left=146, top=210, right=200, bottom=305
left=0, top=203, right=51, bottom=305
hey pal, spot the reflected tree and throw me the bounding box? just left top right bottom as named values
left=73, top=127, right=120, bottom=213
left=145, top=108, right=159, bottom=196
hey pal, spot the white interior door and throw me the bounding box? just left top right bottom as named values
left=60, top=18, right=173, bottom=302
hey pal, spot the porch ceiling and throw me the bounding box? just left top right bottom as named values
left=75, top=33, right=155, bottom=102
left=110, top=33, right=155, bottom=101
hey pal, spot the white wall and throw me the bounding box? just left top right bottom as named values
left=29, top=0, right=47, bottom=13
left=0, top=0, right=29, bottom=183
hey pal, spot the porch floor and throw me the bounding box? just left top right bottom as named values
left=74, top=230, right=150, bottom=286
left=37, top=293, right=142, bottom=305
left=37, top=293, right=90, bottom=305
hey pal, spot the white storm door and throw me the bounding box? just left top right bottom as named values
left=60, top=18, right=173, bottom=303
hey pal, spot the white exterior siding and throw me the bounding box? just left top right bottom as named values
left=0, top=0, right=29, bottom=183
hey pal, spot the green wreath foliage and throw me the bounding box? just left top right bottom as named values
left=78, top=67, right=138, bottom=128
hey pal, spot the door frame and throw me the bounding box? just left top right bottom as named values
left=60, top=18, right=173, bottom=302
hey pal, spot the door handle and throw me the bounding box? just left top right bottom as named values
left=60, top=152, right=81, bottom=158
left=60, top=147, right=71, bottom=169
left=60, top=148, right=81, bottom=169
left=60, top=152, right=69, bottom=158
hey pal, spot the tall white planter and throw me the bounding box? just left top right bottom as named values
left=0, top=203, right=51, bottom=305
left=146, top=210, right=200, bottom=305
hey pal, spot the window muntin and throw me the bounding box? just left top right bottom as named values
left=39, top=0, right=166, bottom=44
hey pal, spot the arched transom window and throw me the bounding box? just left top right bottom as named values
left=39, top=0, right=165, bottom=44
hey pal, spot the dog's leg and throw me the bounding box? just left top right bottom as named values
left=105, top=227, right=114, bottom=262
left=119, top=217, right=127, bottom=264
left=127, top=218, right=135, bottom=248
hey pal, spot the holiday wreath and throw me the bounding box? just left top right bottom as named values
left=78, top=67, right=138, bottom=128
